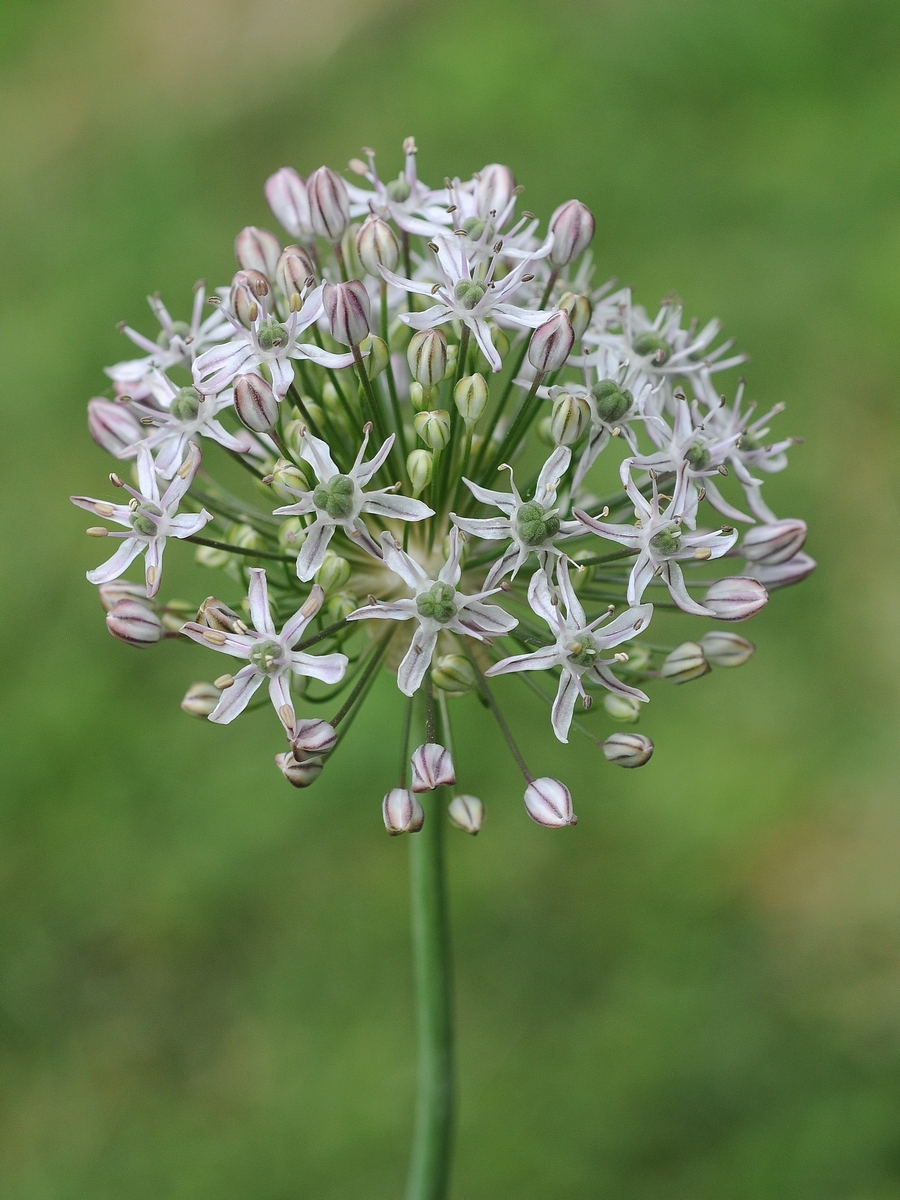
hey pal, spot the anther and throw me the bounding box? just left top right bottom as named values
left=86, top=526, right=108, bottom=537
left=109, top=473, right=124, bottom=487
left=214, top=674, right=235, bottom=689
left=202, top=630, right=227, bottom=645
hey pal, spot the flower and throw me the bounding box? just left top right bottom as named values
left=127, top=372, right=251, bottom=477
left=347, top=138, right=451, bottom=237
left=180, top=569, right=348, bottom=733
left=106, top=283, right=231, bottom=388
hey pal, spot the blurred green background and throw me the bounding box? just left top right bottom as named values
left=2, top=0, right=900, bottom=1196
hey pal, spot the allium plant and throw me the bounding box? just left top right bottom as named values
left=73, top=137, right=812, bottom=1198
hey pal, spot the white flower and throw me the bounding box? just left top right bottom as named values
left=486, top=562, right=651, bottom=743
left=127, top=372, right=252, bottom=478
left=71, top=442, right=211, bottom=597
left=346, top=138, right=451, bottom=237
left=346, top=527, right=518, bottom=696
left=106, top=284, right=231, bottom=388
left=180, top=570, right=348, bottom=733
left=451, top=447, right=580, bottom=588
left=272, top=428, right=433, bottom=581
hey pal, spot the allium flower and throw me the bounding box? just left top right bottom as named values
left=126, top=372, right=251, bottom=477
left=106, top=283, right=232, bottom=388
left=346, top=137, right=451, bottom=237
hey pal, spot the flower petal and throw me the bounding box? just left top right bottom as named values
left=209, top=666, right=264, bottom=723
left=86, top=537, right=144, bottom=586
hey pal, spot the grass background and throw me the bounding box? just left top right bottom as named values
left=2, top=0, right=900, bottom=1196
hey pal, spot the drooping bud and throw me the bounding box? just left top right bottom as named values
left=181, top=681, right=222, bottom=718
left=291, top=718, right=338, bottom=756
left=699, top=630, right=755, bottom=667
left=411, top=743, right=456, bottom=793
left=362, top=335, right=389, bottom=378
left=323, top=280, right=371, bottom=347
left=660, top=642, right=710, bottom=683
left=357, top=213, right=400, bottom=275
left=602, top=692, right=641, bottom=722
left=383, top=788, right=425, bottom=835
left=528, top=312, right=574, bottom=373
left=602, top=732, right=654, bottom=768
left=234, top=372, right=279, bottom=432
left=454, top=374, right=489, bottom=425
left=315, top=550, right=351, bottom=592
left=448, top=794, right=484, bottom=834
left=591, top=380, right=633, bottom=423
left=88, top=398, right=143, bottom=458
left=523, top=777, right=577, bottom=827
left=740, top=519, right=807, bottom=566
left=558, top=292, right=592, bottom=340
left=550, top=391, right=591, bottom=445
left=408, top=328, right=448, bottom=387
left=235, top=226, right=281, bottom=278
left=307, top=166, right=350, bottom=242
left=407, top=449, right=433, bottom=495
left=414, top=410, right=451, bottom=450
left=432, top=654, right=476, bottom=695
left=548, top=199, right=595, bottom=266
left=275, top=751, right=324, bottom=788
left=98, top=579, right=155, bottom=612
left=265, top=168, right=313, bottom=242
left=703, top=577, right=768, bottom=621
left=743, top=551, right=816, bottom=590
left=106, top=598, right=163, bottom=647
left=276, top=245, right=317, bottom=300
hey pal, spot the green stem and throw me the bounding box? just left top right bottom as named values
left=185, top=535, right=295, bottom=563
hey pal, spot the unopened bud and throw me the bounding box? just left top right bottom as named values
left=550, top=391, right=590, bottom=445
left=88, top=398, right=142, bottom=458
left=235, top=226, right=281, bottom=278
left=409, top=382, right=438, bottom=412
left=414, top=409, right=451, bottom=450
left=234, top=372, right=279, bottom=432
left=340, top=223, right=365, bottom=279
left=307, top=165, right=350, bottom=242
left=523, top=777, right=576, bottom=827
left=357, top=213, right=400, bottom=275
left=323, top=280, right=371, bottom=347
left=743, top=551, right=816, bottom=590
left=602, top=732, right=654, bottom=768
left=229, top=523, right=264, bottom=552
left=528, top=312, right=574, bottom=373
left=269, top=458, right=310, bottom=502
left=275, top=751, right=324, bottom=788
left=383, top=788, right=425, bottom=835
left=181, top=681, right=222, bottom=718
left=408, top=328, right=448, bottom=387
left=448, top=794, right=484, bottom=834
left=558, top=292, right=592, bottom=340
left=106, top=598, right=163, bottom=647
left=602, top=692, right=641, bottom=722
left=276, top=245, right=316, bottom=299
left=276, top=518, right=304, bottom=556
left=98, top=580, right=154, bottom=612
left=411, top=743, right=456, bottom=793
left=740, top=519, right=807, bottom=566
left=475, top=163, right=516, bottom=214
left=291, top=718, right=338, bottom=756
left=265, top=168, right=313, bottom=242
left=432, top=653, right=476, bottom=695
left=699, top=630, right=755, bottom=667
left=325, top=591, right=357, bottom=622
left=454, top=374, right=488, bottom=425
left=407, top=449, right=433, bottom=495
left=230, top=270, right=268, bottom=325
left=361, top=335, right=389, bottom=378
left=196, top=596, right=242, bottom=632
left=660, top=641, right=710, bottom=683
left=315, top=550, right=351, bottom=592
left=703, top=576, right=768, bottom=621
left=159, top=599, right=194, bottom=632
left=548, top=199, right=595, bottom=266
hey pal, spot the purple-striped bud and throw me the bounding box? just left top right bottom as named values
left=740, top=519, right=807, bottom=565
left=106, top=598, right=163, bottom=647
left=88, top=398, right=142, bottom=458
left=699, top=630, right=755, bottom=667
left=602, top=732, right=654, bottom=768
left=383, top=788, right=425, bottom=835
left=475, top=163, right=516, bottom=216
left=548, top=199, right=595, bottom=266
left=98, top=580, right=155, bottom=612
left=408, top=328, right=448, bottom=387
left=557, top=292, right=592, bottom=341
left=291, top=718, right=338, bottom=756
left=448, top=794, right=484, bottom=834
left=181, top=681, right=221, bottom=718
left=660, top=641, right=710, bottom=683
left=275, top=751, right=324, bottom=788
left=235, top=226, right=281, bottom=278
left=357, top=213, right=400, bottom=275
left=411, top=743, right=456, bottom=793
left=528, top=312, right=574, bottom=373
left=265, top=168, right=313, bottom=242
left=323, top=280, right=371, bottom=347
left=234, top=372, right=279, bottom=432
left=743, top=551, right=816, bottom=591
left=524, top=777, right=577, bottom=827
left=308, top=166, right=350, bottom=242
left=276, top=245, right=317, bottom=301
left=230, top=269, right=269, bottom=325
left=703, top=576, right=768, bottom=621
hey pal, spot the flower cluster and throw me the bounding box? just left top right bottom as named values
left=74, top=139, right=812, bottom=832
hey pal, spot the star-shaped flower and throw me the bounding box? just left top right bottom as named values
left=106, top=283, right=231, bottom=389
left=346, top=138, right=451, bottom=237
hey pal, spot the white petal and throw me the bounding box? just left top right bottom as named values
left=248, top=568, right=275, bottom=635
left=209, top=667, right=264, bottom=723
left=86, top=538, right=144, bottom=585
left=397, top=627, right=439, bottom=696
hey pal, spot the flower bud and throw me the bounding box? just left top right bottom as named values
left=88, top=398, right=142, bottom=458
left=602, top=732, right=654, bottom=768
left=181, top=681, right=222, bottom=718
left=448, top=794, right=484, bottom=834
left=323, top=280, right=371, bottom=346
left=703, top=577, right=768, bottom=621
left=106, top=598, right=163, bottom=647
left=195, top=544, right=231, bottom=569
left=550, top=391, right=590, bottom=445
left=235, top=226, right=281, bottom=278
left=340, top=223, right=365, bottom=279
left=230, top=269, right=269, bottom=325
left=407, top=449, right=433, bottom=495
left=432, top=654, right=476, bottom=695
left=414, top=409, right=451, bottom=450
left=660, top=641, right=710, bottom=683
left=98, top=579, right=155, bottom=612
left=383, top=788, right=425, bottom=835
left=278, top=517, right=306, bottom=556
left=315, top=550, right=351, bottom=592
left=743, top=551, right=816, bottom=590
left=362, top=335, right=389, bottom=378
left=325, top=591, right=357, bottom=622
left=409, top=382, right=438, bottom=412
left=230, top=523, right=264, bottom=552
left=160, top=599, right=194, bottom=633
left=269, top=458, right=310, bottom=502
left=622, top=642, right=651, bottom=671
left=276, top=245, right=316, bottom=301
left=291, top=718, right=338, bottom=756
left=357, top=213, right=400, bottom=275
left=454, top=374, right=488, bottom=425
left=408, top=329, right=448, bottom=387
left=307, top=166, right=350, bottom=242
left=558, top=292, right=592, bottom=340
left=528, top=312, right=574, bottom=373
left=411, top=743, right=456, bottom=793
left=548, top=199, right=595, bottom=266
left=602, top=692, right=641, bottom=722
left=699, top=630, right=755, bottom=667
left=265, top=168, right=313, bottom=242
left=275, top=751, right=324, bottom=788
left=523, top=777, right=576, bottom=827
left=234, top=372, right=279, bottom=432
left=740, top=519, right=807, bottom=566
left=591, top=380, right=633, bottom=423
left=196, top=596, right=242, bottom=631
left=475, top=163, right=516, bottom=215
